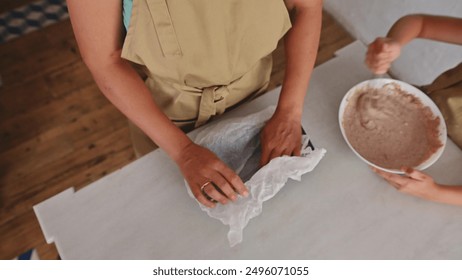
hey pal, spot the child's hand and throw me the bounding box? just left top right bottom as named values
left=365, top=37, right=402, bottom=75
left=371, top=166, right=442, bottom=201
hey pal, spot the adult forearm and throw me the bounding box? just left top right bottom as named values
left=88, top=58, right=192, bottom=161
left=279, top=2, right=322, bottom=117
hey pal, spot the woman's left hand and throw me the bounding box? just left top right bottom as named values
left=260, top=110, right=302, bottom=167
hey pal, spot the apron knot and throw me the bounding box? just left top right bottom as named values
left=196, top=86, right=229, bottom=127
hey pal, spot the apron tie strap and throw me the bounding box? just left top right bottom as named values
left=196, top=86, right=228, bottom=127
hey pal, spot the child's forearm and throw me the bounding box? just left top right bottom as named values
left=387, top=15, right=425, bottom=46
left=388, top=14, right=462, bottom=46
left=434, top=184, right=462, bottom=206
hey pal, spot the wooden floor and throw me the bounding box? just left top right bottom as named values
left=0, top=2, right=354, bottom=259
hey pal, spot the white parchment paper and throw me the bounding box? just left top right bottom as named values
left=186, top=107, right=326, bottom=246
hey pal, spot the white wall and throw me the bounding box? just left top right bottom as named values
left=324, top=0, right=462, bottom=85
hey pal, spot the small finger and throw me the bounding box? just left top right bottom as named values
left=365, top=56, right=373, bottom=68
left=374, top=64, right=391, bottom=75
left=374, top=52, right=394, bottom=60
left=374, top=69, right=388, bottom=75
left=366, top=60, right=390, bottom=74
left=370, top=60, right=392, bottom=70
left=292, top=144, right=302, bottom=157
left=370, top=166, right=409, bottom=186
left=382, top=177, right=402, bottom=190
left=367, top=60, right=387, bottom=70
left=280, top=147, right=292, bottom=157
left=268, top=148, right=284, bottom=162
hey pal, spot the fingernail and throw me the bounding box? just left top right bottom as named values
left=230, top=195, right=237, bottom=201
left=243, top=190, right=249, bottom=197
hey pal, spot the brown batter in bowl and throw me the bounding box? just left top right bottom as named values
left=342, top=83, right=443, bottom=170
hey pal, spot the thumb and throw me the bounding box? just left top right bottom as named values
left=402, top=167, right=427, bottom=181
left=372, top=38, right=387, bottom=52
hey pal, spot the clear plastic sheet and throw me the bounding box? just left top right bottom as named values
left=186, top=107, right=326, bottom=246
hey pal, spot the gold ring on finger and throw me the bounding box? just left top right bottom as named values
left=200, top=181, right=212, bottom=192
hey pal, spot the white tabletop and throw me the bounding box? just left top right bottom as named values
left=34, top=41, right=462, bottom=259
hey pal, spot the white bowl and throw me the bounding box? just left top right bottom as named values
left=338, top=78, right=447, bottom=174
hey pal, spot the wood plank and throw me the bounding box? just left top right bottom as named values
left=0, top=20, right=80, bottom=90
left=0, top=139, right=134, bottom=259
left=0, top=101, right=127, bottom=185
left=0, top=210, right=43, bottom=260
left=0, top=60, right=95, bottom=120
left=1, top=111, right=134, bottom=224
left=35, top=239, right=59, bottom=260
left=0, top=127, right=135, bottom=259
left=0, top=83, right=109, bottom=153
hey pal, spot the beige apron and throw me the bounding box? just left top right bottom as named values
left=421, top=63, right=462, bottom=150
left=122, top=0, right=291, bottom=156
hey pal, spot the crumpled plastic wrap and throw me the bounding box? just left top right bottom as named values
left=186, top=106, right=326, bottom=247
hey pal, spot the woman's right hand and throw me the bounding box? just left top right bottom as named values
left=175, top=142, right=249, bottom=208
left=365, top=37, right=402, bottom=75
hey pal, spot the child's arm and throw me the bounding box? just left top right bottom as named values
left=366, top=15, right=462, bottom=74
left=388, top=15, right=462, bottom=46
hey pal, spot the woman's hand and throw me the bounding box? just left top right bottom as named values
left=365, top=37, right=402, bottom=75
left=371, top=166, right=442, bottom=201
left=175, top=142, right=249, bottom=208
left=260, top=0, right=321, bottom=168
left=260, top=110, right=302, bottom=167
